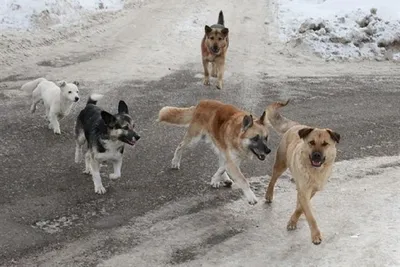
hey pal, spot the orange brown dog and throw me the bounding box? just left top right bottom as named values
left=158, top=100, right=271, bottom=204
left=201, top=11, right=229, bottom=89
left=264, top=100, right=340, bottom=245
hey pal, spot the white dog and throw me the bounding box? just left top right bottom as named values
left=21, top=78, right=80, bottom=134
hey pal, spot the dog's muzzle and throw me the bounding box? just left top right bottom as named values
left=121, top=131, right=141, bottom=146
left=210, top=45, right=220, bottom=54
left=250, top=147, right=271, bottom=161
left=74, top=97, right=80, bottom=102
left=310, top=151, right=325, bottom=167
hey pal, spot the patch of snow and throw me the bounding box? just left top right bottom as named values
left=278, top=0, right=400, bottom=61
left=0, top=0, right=124, bottom=29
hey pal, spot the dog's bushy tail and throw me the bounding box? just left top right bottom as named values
left=87, top=94, right=104, bottom=106
left=157, top=106, right=195, bottom=126
left=21, top=78, right=47, bottom=93
left=218, top=10, right=224, bottom=26
left=265, top=100, right=299, bottom=134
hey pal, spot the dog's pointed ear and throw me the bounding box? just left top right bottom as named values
left=73, top=81, right=79, bottom=86
left=101, top=111, right=116, bottom=126
left=59, top=81, right=66, bottom=87
left=205, top=25, right=212, bottom=34
left=221, top=27, right=229, bottom=36
left=327, top=129, right=340, bottom=143
left=298, top=128, right=314, bottom=139
left=242, top=115, right=253, bottom=132
left=118, top=100, right=129, bottom=114
left=259, top=111, right=266, bottom=125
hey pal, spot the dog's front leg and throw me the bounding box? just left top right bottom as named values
left=225, top=160, right=257, bottom=205
left=215, top=58, right=225, bottom=89
left=297, top=191, right=322, bottom=245
left=49, top=111, right=61, bottom=134
left=91, top=159, right=106, bottom=194
left=211, top=63, right=218, bottom=78
left=210, top=154, right=232, bottom=188
left=202, top=59, right=210, bottom=86
left=109, top=158, right=122, bottom=180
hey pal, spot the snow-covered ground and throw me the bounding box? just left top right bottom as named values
left=0, top=0, right=124, bottom=29
left=278, top=0, right=400, bottom=61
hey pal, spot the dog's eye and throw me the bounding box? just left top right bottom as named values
left=322, top=142, right=329, bottom=147
left=218, top=37, right=222, bottom=41
left=210, top=36, right=214, bottom=40
left=309, top=140, right=316, bottom=146
left=123, top=126, right=129, bottom=130
left=68, top=91, right=72, bottom=93
left=251, top=135, right=260, bottom=141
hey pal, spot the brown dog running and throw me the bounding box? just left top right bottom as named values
left=201, top=11, right=229, bottom=89
left=158, top=100, right=271, bottom=204
left=264, top=100, right=341, bottom=245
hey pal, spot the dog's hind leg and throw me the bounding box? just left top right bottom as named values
left=90, top=158, right=106, bottom=194
left=109, top=158, right=122, bottom=180
left=171, top=126, right=201, bottom=169
left=30, top=89, right=41, bottom=113
left=74, top=133, right=86, bottom=163
left=265, top=149, right=288, bottom=203
left=83, top=151, right=92, bottom=174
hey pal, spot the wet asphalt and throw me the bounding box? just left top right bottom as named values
left=0, top=69, right=399, bottom=265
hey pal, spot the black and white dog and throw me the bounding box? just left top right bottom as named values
left=74, top=94, right=140, bottom=194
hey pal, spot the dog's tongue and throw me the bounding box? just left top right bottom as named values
left=127, top=140, right=136, bottom=145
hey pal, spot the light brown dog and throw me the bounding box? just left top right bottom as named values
left=158, top=100, right=271, bottom=204
left=201, top=11, right=229, bottom=89
left=264, top=100, right=340, bottom=245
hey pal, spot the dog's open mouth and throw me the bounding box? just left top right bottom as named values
left=124, top=138, right=136, bottom=146
left=310, top=157, right=325, bottom=167
left=251, top=148, right=266, bottom=161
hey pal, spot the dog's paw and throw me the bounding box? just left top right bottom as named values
left=94, top=184, right=106, bottom=194
left=30, top=106, right=36, bottom=113
left=211, top=72, right=217, bottom=78
left=171, top=158, right=180, bottom=169
left=210, top=179, right=221, bottom=188
left=287, top=220, right=297, bottom=231
left=83, top=169, right=91, bottom=175
left=109, top=173, right=121, bottom=180
left=203, top=78, right=210, bottom=86
left=216, top=82, right=223, bottom=90
left=222, top=174, right=233, bottom=187
left=48, top=123, right=53, bottom=129
left=54, top=128, right=61, bottom=135
left=312, top=232, right=322, bottom=245
left=245, top=191, right=258, bottom=205
left=265, top=192, right=273, bottom=203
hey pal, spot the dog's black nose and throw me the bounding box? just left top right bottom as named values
left=265, top=147, right=271, bottom=154
left=311, top=152, right=322, bottom=161
left=136, top=135, right=141, bottom=141
left=75, top=97, right=80, bottom=102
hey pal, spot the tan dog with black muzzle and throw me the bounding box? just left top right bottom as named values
left=264, top=100, right=341, bottom=245
left=201, top=10, right=229, bottom=89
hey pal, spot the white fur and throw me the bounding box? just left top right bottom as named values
left=22, top=78, right=80, bottom=134
left=82, top=140, right=125, bottom=194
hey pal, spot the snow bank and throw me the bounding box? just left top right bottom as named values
left=0, top=0, right=124, bottom=29
left=278, top=0, right=400, bottom=61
